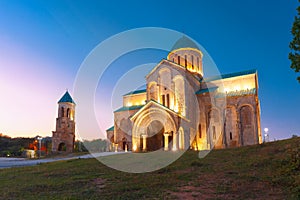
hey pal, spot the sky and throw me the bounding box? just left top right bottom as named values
left=0, top=0, right=299, bottom=141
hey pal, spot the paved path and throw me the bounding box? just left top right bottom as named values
left=0, top=152, right=128, bottom=169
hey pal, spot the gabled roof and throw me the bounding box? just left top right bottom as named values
left=123, top=89, right=146, bottom=96
left=114, top=105, right=144, bottom=113
left=106, top=126, right=114, bottom=131
left=201, top=69, right=257, bottom=83
left=58, top=91, right=76, bottom=104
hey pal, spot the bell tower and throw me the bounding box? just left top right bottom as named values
left=52, top=91, right=76, bottom=153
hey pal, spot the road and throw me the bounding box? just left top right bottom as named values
left=0, top=152, right=127, bottom=169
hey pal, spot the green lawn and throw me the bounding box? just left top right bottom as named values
left=0, top=137, right=299, bottom=200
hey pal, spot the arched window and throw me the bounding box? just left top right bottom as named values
left=197, top=57, right=200, bottom=71
left=166, top=94, right=170, bottom=108
left=61, top=107, right=64, bottom=117
left=230, top=132, right=232, bottom=140
left=191, top=55, right=194, bottom=69
left=184, top=55, right=187, bottom=67
left=67, top=108, right=70, bottom=118
left=177, top=55, right=181, bottom=65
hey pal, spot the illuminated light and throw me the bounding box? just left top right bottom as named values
left=172, top=147, right=177, bottom=151
left=132, top=144, right=137, bottom=152
left=264, top=128, right=269, bottom=133
left=141, top=101, right=146, bottom=105
left=127, top=102, right=132, bottom=107
left=125, top=144, right=128, bottom=152
left=224, top=88, right=229, bottom=93
left=244, top=85, right=250, bottom=90
left=174, top=106, right=178, bottom=112
left=234, top=85, right=240, bottom=91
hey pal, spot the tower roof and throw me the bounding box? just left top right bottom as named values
left=58, top=91, right=75, bottom=104
left=171, top=36, right=200, bottom=51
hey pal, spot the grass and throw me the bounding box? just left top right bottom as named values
left=0, top=137, right=299, bottom=199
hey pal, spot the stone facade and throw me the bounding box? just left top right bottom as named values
left=52, top=91, right=76, bottom=153
left=107, top=36, right=262, bottom=152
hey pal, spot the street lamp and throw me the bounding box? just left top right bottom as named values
left=264, top=128, right=269, bottom=143
left=37, top=136, right=42, bottom=158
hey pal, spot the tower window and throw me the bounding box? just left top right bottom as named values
left=184, top=55, right=187, bottom=67
left=61, top=107, right=64, bottom=117
left=191, top=55, right=194, bottom=69
left=230, top=132, right=232, bottom=140
left=177, top=55, right=181, bottom=65
left=197, top=57, right=200, bottom=70
left=67, top=108, right=70, bottom=118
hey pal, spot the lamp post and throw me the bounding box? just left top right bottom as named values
left=37, top=136, right=42, bottom=158
left=264, top=128, right=269, bottom=143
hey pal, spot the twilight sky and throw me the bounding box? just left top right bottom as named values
left=0, top=0, right=299, bottom=140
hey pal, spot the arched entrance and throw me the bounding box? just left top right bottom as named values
left=146, top=120, right=164, bottom=151
left=58, top=142, right=66, bottom=151
left=132, top=106, right=177, bottom=152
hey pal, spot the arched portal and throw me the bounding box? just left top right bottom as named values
left=58, top=142, right=66, bottom=151
left=240, top=105, right=255, bottom=146
left=146, top=120, right=164, bottom=151
left=132, top=107, right=177, bottom=152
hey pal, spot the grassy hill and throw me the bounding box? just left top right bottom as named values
left=0, top=137, right=299, bottom=200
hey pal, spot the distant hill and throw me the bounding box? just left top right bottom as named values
left=0, top=137, right=299, bottom=199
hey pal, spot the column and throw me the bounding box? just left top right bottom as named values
left=114, top=143, right=118, bottom=152
left=172, top=132, right=177, bottom=151
left=142, top=134, right=147, bottom=151
left=164, top=133, right=169, bottom=151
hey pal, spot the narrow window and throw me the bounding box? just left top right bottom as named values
left=197, top=57, right=200, bottom=70
left=191, top=55, right=194, bottom=69
left=230, top=132, right=232, bottom=140
left=166, top=94, right=170, bottom=108
left=67, top=108, right=70, bottom=118
left=184, top=55, right=187, bottom=67
left=172, top=58, right=174, bottom=62
left=198, top=124, right=202, bottom=138
left=162, top=95, right=165, bottom=106
left=61, top=107, right=64, bottom=117
left=177, top=55, right=180, bottom=65
left=213, top=126, right=216, bottom=140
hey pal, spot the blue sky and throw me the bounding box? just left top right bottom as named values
left=0, top=0, right=299, bottom=140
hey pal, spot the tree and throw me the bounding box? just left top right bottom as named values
left=289, top=1, right=300, bottom=82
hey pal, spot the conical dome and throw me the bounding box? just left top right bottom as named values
left=58, top=91, right=75, bottom=104
left=171, top=36, right=200, bottom=51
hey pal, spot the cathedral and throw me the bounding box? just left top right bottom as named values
left=106, top=36, right=262, bottom=152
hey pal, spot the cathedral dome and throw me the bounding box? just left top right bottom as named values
left=167, top=36, right=203, bottom=76
left=171, top=36, right=200, bottom=51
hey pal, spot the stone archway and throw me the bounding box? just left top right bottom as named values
left=132, top=107, right=177, bottom=152
left=58, top=142, right=66, bottom=151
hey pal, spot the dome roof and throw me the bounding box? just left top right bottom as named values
left=171, top=36, right=200, bottom=51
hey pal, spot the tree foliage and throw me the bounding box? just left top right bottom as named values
left=289, top=1, right=300, bottom=82
left=0, top=134, right=34, bottom=157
